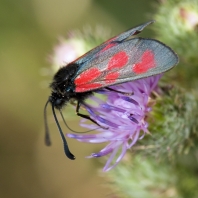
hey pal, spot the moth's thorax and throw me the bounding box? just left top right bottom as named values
left=49, top=63, right=79, bottom=109
left=50, top=63, right=79, bottom=94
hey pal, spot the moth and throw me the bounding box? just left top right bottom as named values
left=44, top=21, right=178, bottom=159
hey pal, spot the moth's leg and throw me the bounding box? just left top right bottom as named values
left=76, top=101, right=107, bottom=129
left=105, top=87, right=133, bottom=96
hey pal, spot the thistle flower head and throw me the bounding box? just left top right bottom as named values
left=179, top=7, right=198, bottom=30
left=67, top=75, right=162, bottom=171
left=50, top=37, right=87, bottom=71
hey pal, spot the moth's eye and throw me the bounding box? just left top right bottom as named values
left=66, top=87, right=71, bottom=92
left=55, top=99, right=63, bottom=106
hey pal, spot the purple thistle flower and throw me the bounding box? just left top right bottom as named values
left=67, top=74, right=162, bottom=171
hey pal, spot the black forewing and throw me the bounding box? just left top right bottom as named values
left=73, top=37, right=178, bottom=92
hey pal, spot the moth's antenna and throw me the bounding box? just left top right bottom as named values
left=59, top=110, right=99, bottom=134
left=44, top=99, right=51, bottom=146
left=51, top=104, right=75, bottom=160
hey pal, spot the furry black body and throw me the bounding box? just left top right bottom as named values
left=49, top=63, right=93, bottom=109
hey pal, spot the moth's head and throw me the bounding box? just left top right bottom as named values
left=48, top=91, right=68, bottom=110
left=49, top=67, right=73, bottom=109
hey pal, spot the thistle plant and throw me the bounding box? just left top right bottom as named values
left=67, top=74, right=162, bottom=171
left=152, top=0, right=198, bottom=87
left=104, top=86, right=198, bottom=198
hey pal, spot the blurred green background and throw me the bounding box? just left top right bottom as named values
left=0, top=0, right=155, bottom=197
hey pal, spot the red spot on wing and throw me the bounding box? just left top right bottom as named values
left=74, top=68, right=101, bottom=86
left=108, top=51, right=128, bottom=70
left=75, top=83, right=102, bottom=92
left=101, top=43, right=116, bottom=53
left=132, top=50, right=155, bottom=74
left=105, top=72, right=119, bottom=84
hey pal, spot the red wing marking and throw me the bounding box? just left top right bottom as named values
left=132, top=50, right=155, bottom=74
left=105, top=72, right=119, bottom=84
left=108, top=51, right=129, bottom=70
left=75, top=83, right=102, bottom=92
left=101, top=43, right=116, bottom=53
left=74, top=67, right=101, bottom=86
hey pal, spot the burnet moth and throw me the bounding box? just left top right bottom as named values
left=44, top=20, right=178, bottom=160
